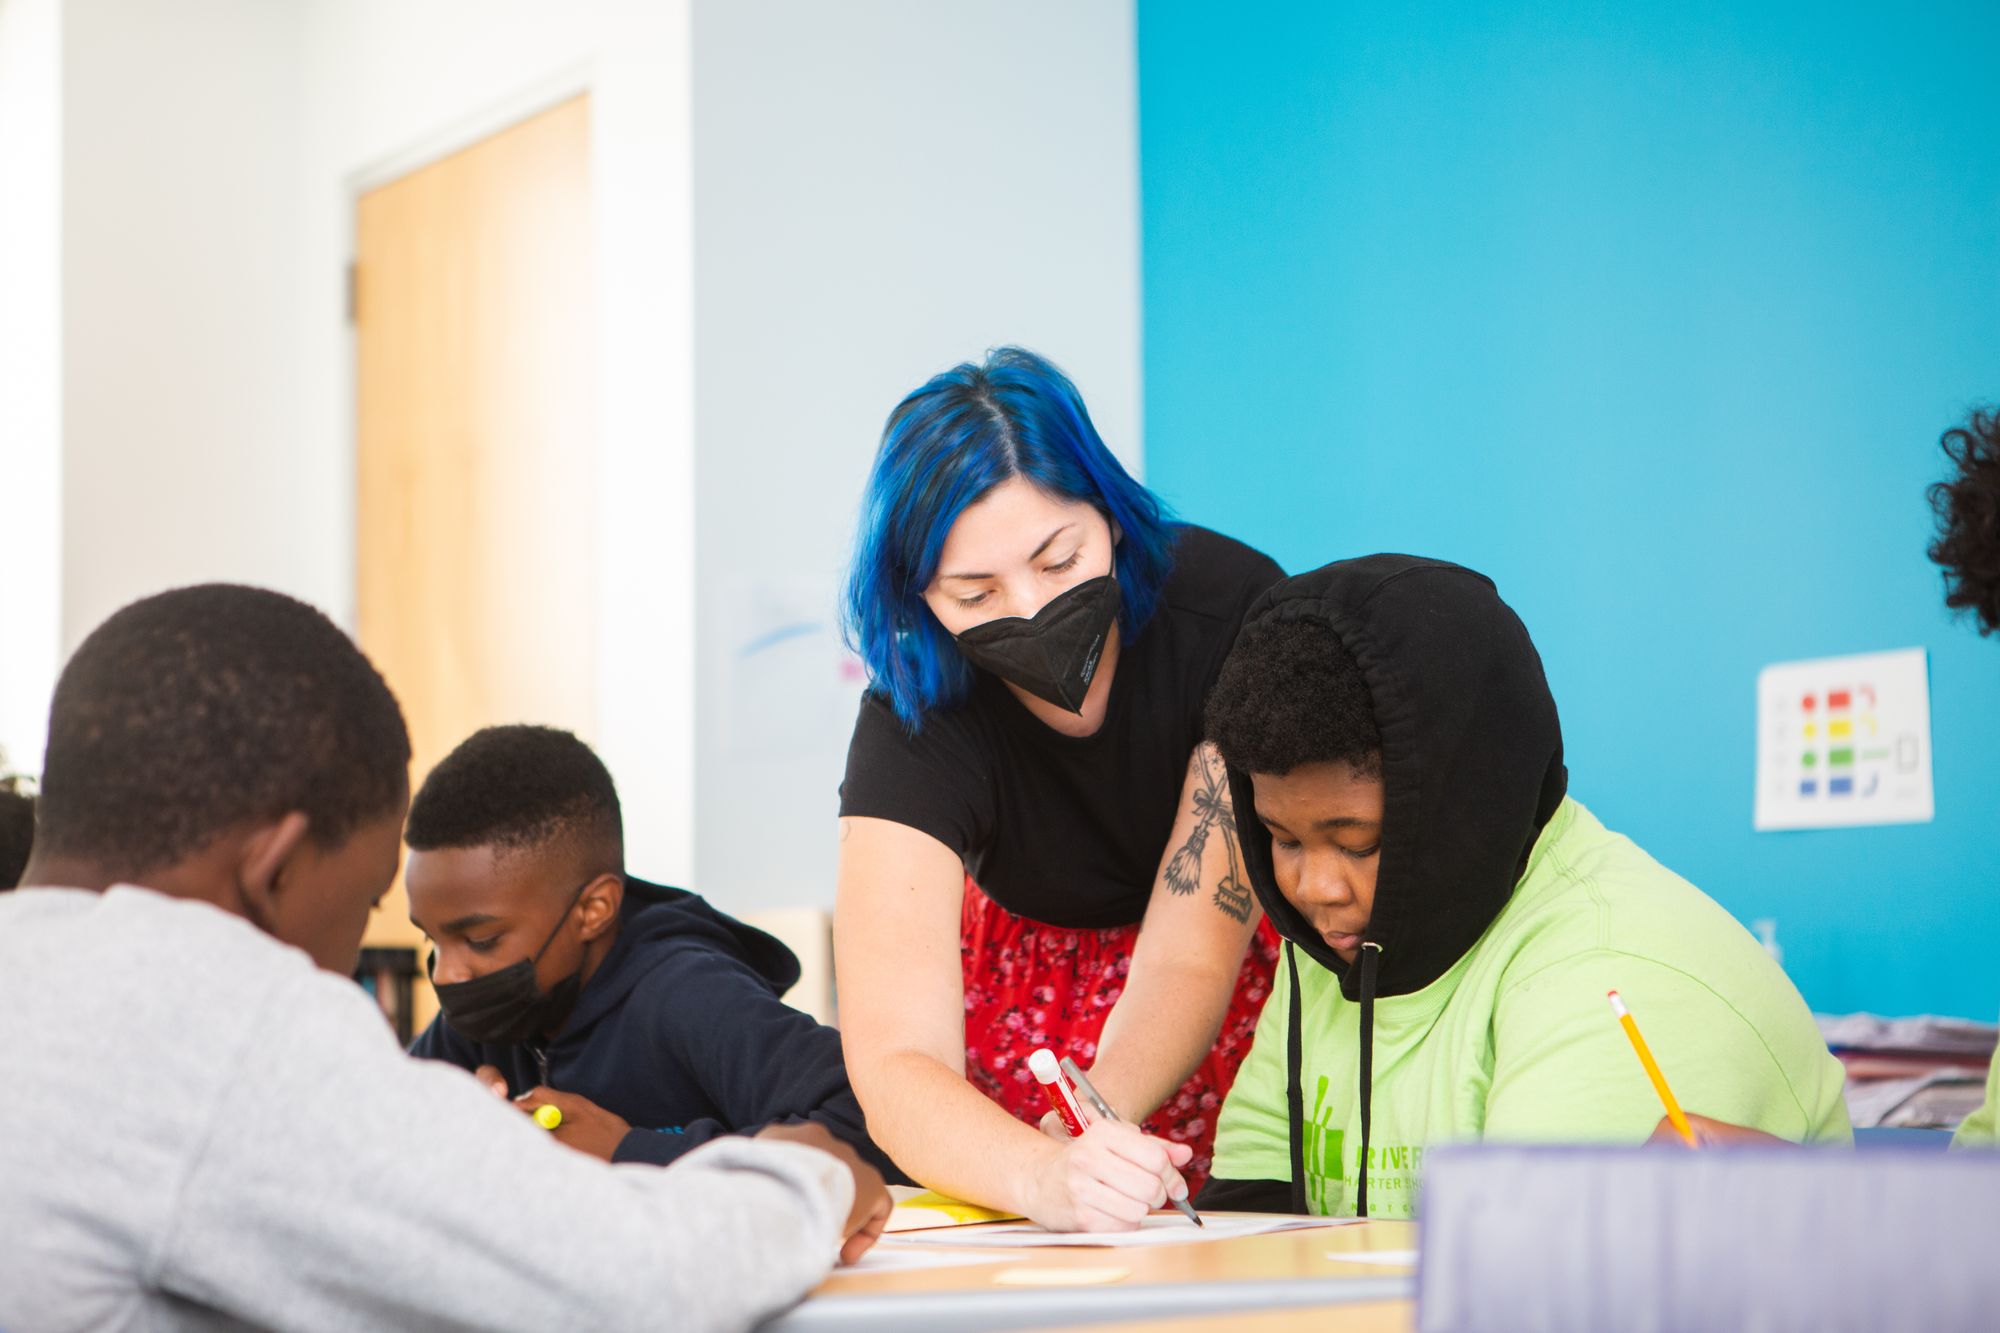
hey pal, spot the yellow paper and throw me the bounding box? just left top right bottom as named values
left=883, top=1186, right=1025, bottom=1233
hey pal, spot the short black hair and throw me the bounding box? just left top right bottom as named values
left=36, top=584, right=410, bottom=875
left=0, top=779, right=33, bottom=889
left=1929, top=406, right=2000, bottom=634
left=1206, top=615, right=1382, bottom=777
left=404, top=725, right=623, bottom=866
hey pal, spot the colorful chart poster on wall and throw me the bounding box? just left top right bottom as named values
left=1754, top=648, right=1934, bottom=831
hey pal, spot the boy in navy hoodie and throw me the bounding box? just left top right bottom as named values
left=407, top=725, right=904, bottom=1179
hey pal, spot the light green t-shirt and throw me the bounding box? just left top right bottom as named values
left=1213, top=798, right=1852, bottom=1218
left=1952, top=1047, right=2000, bottom=1147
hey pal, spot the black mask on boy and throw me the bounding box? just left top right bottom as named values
left=429, top=878, right=594, bottom=1045
left=953, top=574, right=1120, bottom=714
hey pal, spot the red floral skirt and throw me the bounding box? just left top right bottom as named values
left=960, top=877, right=1282, bottom=1192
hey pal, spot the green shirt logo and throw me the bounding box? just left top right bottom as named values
left=1303, top=1074, right=1345, bottom=1213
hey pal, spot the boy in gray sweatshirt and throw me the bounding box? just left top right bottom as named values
left=0, top=584, right=888, bottom=1333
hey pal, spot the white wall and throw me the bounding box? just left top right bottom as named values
left=59, top=0, right=309, bottom=649
left=22, top=0, right=1140, bottom=899
left=689, top=0, right=1143, bottom=911
left=0, top=0, right=62, bottom=775
left=10, top=0, right=698, bottom=877
left=292, top=0, right=701, bottom=883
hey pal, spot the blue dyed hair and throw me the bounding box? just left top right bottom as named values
left=843, top=346, right=1179, bottom=730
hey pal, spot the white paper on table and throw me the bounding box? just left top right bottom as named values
left=886, top=1213, right=1359, bottom=1248
left=1753, top=648, right=1934, bottom=830
left=823, top=1245, right=1016, bottom=1275
left=1325, top=1248, right=1419, bottom=1266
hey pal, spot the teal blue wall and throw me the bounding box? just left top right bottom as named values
left=1139, top=2, right=2000, bottom=1017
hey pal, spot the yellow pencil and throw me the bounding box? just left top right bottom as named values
left=1607, top=990, right=1698, bottom=1147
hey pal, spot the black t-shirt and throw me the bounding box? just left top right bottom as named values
left=839, top=526, right=1284, bottom=929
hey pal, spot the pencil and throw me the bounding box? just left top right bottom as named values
left=1607, top=990, right=1697, bottom=1147
left=1058, top=1056, right=1203, bottom=1226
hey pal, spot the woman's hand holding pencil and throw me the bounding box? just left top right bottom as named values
left=1026, top=1116, right=1195, bottom=1232
left=1020, top=1047, right=1199, bottom=1232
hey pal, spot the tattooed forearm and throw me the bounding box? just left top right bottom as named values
left=1163, top=821, right=1209, bottom=895
left=1212, top=865, right=1254, bottom=923
left=1164, top=749, right=1223, bottom=895
left=1164, top=748, right=1256, bottom=922
left=1202, top=747, right=1255, bottom=923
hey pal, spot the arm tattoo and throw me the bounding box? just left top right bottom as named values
left=1164, top=748, right=1256, bottom=923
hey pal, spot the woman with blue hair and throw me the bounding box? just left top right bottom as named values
left=835, top=347, right=1285, bottom=1229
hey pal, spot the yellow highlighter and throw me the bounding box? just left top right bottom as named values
left=1607, top=990, right=1698, bottom=1148
left=533, top=1104, right=563, bottom=1131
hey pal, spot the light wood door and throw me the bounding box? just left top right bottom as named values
left=354, top=94, right=596, bottom=1003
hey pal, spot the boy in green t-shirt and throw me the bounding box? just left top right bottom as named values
left=1198, top=556, right=1849, bottom=1218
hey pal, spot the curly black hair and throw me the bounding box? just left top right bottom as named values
left=0, top=780, right=33, bottom=889
left=1929, top=407, right=2000, bottom=634
left=1205, top=615, right=1382, bottom=777
left=36, top=585, right=411, bottom=875
left=405, top=725, right=623, bottom=866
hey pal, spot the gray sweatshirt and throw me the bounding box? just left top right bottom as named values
left=0, top=886, right=852, bottom=1332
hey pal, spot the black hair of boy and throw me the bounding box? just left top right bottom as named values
left=0, top=781, right=33, bottom=889
left=34, top=584, right=410, bottom=877
left=404, top=724, right=622, bottom=869
left=1929, top=406, right=2000, bottom=634
left=1205, top=615, right=1382, bottom=777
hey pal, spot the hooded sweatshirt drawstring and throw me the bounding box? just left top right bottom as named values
left=1286, top=938, right=1384, bottom=1218
left=1354, top=942, right=1382, bottom=1218
left=1285, top=943, right=1307, bottom=1214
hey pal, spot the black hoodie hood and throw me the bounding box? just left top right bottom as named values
left=1223, top=555, right=1568, bottom=1000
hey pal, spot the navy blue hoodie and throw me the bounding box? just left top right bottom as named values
left=410, top=877, right=904, bottom=1180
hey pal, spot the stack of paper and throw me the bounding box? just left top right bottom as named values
left=1819, top=1011, right=1997, bottom=1129
left=1818, top=1012, right=1998, bottom=1055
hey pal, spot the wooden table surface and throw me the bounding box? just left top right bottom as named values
left=761, top=1215, right=1418, bottom=1330
left=807, top=1216, right=1419, bottom=1300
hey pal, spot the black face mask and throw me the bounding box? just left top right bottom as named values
left=429, top=878, right=593, bottom=1046
left=953, top=574, right=1120, bottom=714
